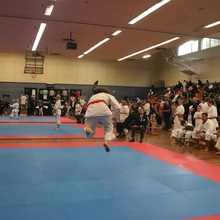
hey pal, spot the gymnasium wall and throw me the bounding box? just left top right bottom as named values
left=0, top=52, right=161, bottom=101
left=0, top=53, right=158, bottom=87
left=156, top=45, right=220, bottom=86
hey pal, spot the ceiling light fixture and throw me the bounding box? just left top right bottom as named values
left=44, top=4, right=54, bottom=16
left=78, top=54, right=84, bottom=59
left=204, top=20, right=220, bottom=28
left=142, top=55, right=151, bottom=59
left=44, top=0, right=57, bottom=16
left=129, top=0, right=170, bottom=24
left=117, top=37, right=180, bottom=61
left=83, top=38, right=110, bottom=55
left=112, top=30, right=122, bottom=36
left=32, top=23, right=47, bottom=51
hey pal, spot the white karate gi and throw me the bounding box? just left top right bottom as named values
left=119, top=104, right=129, bottom=122
left=208, top=105, right=218, bottom=128
left=192, top=119, right=217, bottom=141
left=173, top=104, right=185, bottom=130
left=171, top=122, right=193, bottom=139
left=75, top=103, right=82, bottom=116
left=10, top=102, right=19, bottom=118
left=200, top=102, right=209, bottom=113
left=143, top=102, right=151, bottom=116
left=84, top=92, right=121, bottom=141
left=194, top=111, right=203, bottom=130
left=54, top=100, right=61, bottom=125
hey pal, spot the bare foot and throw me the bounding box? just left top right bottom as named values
left=204, top=148, right=209, bottom=152
left=215, top=151, right=220, bottom=155
left=85, top=124, right=94, bottom=133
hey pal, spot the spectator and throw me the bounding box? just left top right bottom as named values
left=191, top=113, right=217, bottom=151
left=129, top=108, right=148, bottom=143
left=163, top=100, right=172, bottom=130
left=116, top=105, right=138, bottom=138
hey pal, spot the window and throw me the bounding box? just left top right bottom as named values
left=201, top=38, right=220, bottom=50
left=178, top=40, right=199, bottom=56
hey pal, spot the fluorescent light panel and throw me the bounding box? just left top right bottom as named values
left=129, top=0, right=170, bottom=24
left=118, top=37, right=180, bottom=61
left=44, top=4, right=54, bottom=16
left=32, top=23, right=47, bottom=51
left=112, top=30, right=122, bottom=36
left=143, top=55, right=151, bottom=59
left=204, top=20, right=220, bottom=28
left=84, top=38, right=110, bottom=55
left=78, top=55, right=84, bottom=59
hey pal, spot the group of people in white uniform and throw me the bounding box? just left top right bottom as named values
left=171, top=97, right=220, bottom=154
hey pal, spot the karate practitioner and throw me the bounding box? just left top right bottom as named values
left=207, top=99, right=219, bottom=128
left=193, top=105, right=203, bottom=130
left=10, top=99, right=19, bottom=119
left=172, top=100, right=185, bottom=130
left=119, top=100, right=129, bottom=122
left=171, top=119, right=194, bottom=144
left=84, top=87, right=121, bottom=153
left=191, top=113, right=217, bottom=151
left=53, top=95, right=62, bottom=130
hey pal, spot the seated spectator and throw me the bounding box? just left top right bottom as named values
left=119, top=100, right=129, bottom=122
left=197, top=79, right=203, bottom=88
left=177, top=81, right=183, bottom=90
left=129, top=108, right=148, bottom=143
left=148, top=90, right=154, bottom=99
left=171, top=119, right=194, bottom=144
left=204, top=80, right=210, bottom=92
left=191, top=113, right=217, bottom=151
left=116, top=105, right=138, bottom=138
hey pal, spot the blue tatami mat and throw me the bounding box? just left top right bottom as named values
left=0, top=116, right=56, bottom=122
left=0, top=145, right=220, bottom=220
left=0, top=124, right=84, bottom=137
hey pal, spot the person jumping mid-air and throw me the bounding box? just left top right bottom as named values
left=84, top=87, right=121, bottom=153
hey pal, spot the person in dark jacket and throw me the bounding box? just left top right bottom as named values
left=163, top=100, right=172, bottom=130
left=116, top=105, right=138, bottom=138
left=129, top=108, right=148, bottom=143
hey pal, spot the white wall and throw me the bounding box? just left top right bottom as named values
left=0, top=53, right=159, bottom=87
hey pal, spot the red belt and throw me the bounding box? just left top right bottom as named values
left=87, top=100, right=107, bottom=106
left=209, top=117, right=217, bottom=119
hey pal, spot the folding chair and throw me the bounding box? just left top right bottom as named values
left=172, top=137, right=192, bottom=153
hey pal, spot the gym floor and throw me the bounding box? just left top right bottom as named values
left=0, top=116, right=220, bottom=220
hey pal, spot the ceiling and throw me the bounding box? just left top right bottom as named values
left=1, top=0, right=220, bottom=61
